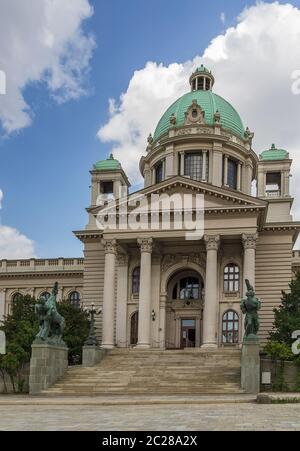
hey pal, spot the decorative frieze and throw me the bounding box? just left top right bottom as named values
left=204, top=235, right=220, bottom=251
left=161, top=253, right=206, bottom=273
left=242, top=233, right=258, bottom=250
left=175, top=126, right=212, bottom=137
left=117, top=253, right=129, bottom=266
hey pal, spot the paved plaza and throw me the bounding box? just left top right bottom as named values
left=0, top=401, right=300, bottom=431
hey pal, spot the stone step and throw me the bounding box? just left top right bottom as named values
left=41, top=348, right=243, bottom=397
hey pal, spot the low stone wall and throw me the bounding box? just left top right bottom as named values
left=260, top=358, right=299, bottom=392
left=82, top=346, right=107, bottom=367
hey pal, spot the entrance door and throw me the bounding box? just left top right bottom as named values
left=180, top=319, right=196, bottom=348
left=130, top=311, right=139, bottom=345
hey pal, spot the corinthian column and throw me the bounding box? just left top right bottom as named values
left=137, top=238, right=153, bottom=348
left=202, top=235, right=220, bottom=348
left=102, top=239, right=117, bottom=348
left=242, top=233, right=257, bottom=291
left=116, top=254, right=129, bottom=348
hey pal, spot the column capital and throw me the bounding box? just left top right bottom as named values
left=242, top=233, right=258, bottom=250
left=138, top=237, right=153, bottom=253
left=102, top=238, right=118, bottom=255
left=204, top=234, right=220, bottom=251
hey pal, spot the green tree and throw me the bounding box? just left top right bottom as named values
left=0, top=295, right=38, bottom=393
left=269, top=271, right=300, bottom=346
left=0, top=295, right=89, bottom=392
left=57, top=300, right=89, bottom=365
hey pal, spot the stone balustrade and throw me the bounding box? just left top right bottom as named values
left=0, top=258, right=84, bottom=273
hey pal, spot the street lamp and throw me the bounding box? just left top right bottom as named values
left=84, top=303, right=102, bottom=346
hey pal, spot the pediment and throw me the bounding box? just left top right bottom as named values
left=137, top=176, right=267, bottom=211
left=88, top=176, right=267, bottom=225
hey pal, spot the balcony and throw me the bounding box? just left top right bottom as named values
left=265, top=190, right=281, bottom=198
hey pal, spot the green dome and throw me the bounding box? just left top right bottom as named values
left=153, top=90, right=245, bottom=141
left=260, top=144, right=289, bottom=161
left=94, top=154, right=121, bottom=171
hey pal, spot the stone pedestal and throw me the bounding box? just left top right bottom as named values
left=29, top=344, right=68, bottom=395
left=82, top=346, right=107, bottom=367
left=241, top=338, right=260, bottom=394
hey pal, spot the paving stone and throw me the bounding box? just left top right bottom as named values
left=0, top=401, right=299, bottom=431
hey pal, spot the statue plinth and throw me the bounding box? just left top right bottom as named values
left=243, top=334, right=260, bottom=344
left=29, top=343, right=68, bottom=395
left=241, top=339, right=260, bottom=394
left=82, top=346, right=107, bottom=367
left=29, top=282, right=68, bottom=395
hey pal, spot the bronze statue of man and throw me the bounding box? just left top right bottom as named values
left=240, top=279, right=261, bottom=340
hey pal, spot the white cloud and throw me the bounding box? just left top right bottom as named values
left=0, top=0, right=95, bottom=134
left=220, top=12, right=226, bottom=24
left=97, top=2, right=300, bottom=224
left=0, top=225, right=36, bottom=259
left=0, top=191, right=36, bottom=259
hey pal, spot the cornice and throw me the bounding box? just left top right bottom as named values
left=0, top=271, right=83, bottom=280
left=73, top=230, right=103, bottom=243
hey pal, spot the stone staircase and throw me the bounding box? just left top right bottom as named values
left=42, top=348, right=243, bottom=396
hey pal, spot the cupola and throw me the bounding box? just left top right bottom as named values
left=189, top=65, right=215, bottom=92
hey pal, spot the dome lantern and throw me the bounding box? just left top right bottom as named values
left=189, top=65, right=215, bottom=92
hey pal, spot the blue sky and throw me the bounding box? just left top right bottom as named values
left=1, top=0, right=300, bottom=258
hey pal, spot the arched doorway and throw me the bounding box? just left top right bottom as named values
left=166, top=269, right=204, bottom=349
left=130, top=311, right=139, bottom=346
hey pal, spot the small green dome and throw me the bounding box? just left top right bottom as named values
left=153, top=90, right=245, bottom=141
left=94, top=154, right=121, bottom=171
left=194, top=64, right=211, bottom=74
left=260, top=144, right=289, bottom=161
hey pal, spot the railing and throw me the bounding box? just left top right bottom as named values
left=0, top=258, right=84, bottom=273
left=265, top=190, right=281, bottom=198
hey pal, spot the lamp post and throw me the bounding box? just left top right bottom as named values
left=84, top=303, right=102, bottom=346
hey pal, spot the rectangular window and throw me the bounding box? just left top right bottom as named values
left=155, top=162, right=163, bottom=184
left=184, top=153, right=202, bottom=181
left=227, top=159, right=237, bottom=189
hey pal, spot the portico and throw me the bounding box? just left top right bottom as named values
left=99, top=229, right=258, bottom=350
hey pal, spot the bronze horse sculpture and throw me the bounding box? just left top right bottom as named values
left=34, top=282, right=66, bottom=346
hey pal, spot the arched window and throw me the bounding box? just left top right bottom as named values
left=155, top=161, right=164, bottom=184
left=222, top=310, right=239, bottom=344
left=40, top=291, right=50, bottom=300
left=12, top=292, right=22, bottom=305
left=132, top=267, right=140, bottom=294
left=224, top=263, right=240, bottom=292
left=172, top=277, right=200, bottom=301
left=69, top=291, right=81, bottom=308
